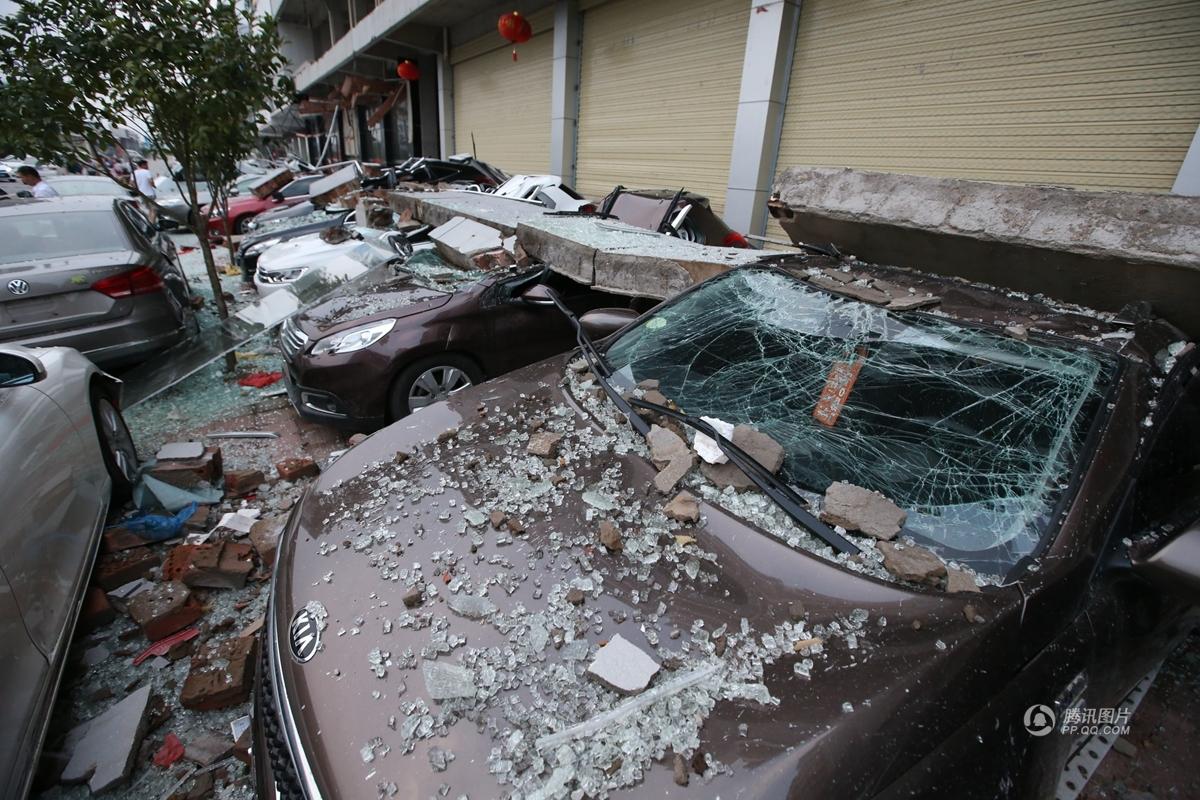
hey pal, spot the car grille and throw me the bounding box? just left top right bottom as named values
left=257, top=644, right=306, bottom=800
left=280, top=317, right=308, bottom=360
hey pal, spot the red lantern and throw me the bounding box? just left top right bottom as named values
left=396, top=59, right=420, bottom=81
left=497, top=11, right=532, bottom=61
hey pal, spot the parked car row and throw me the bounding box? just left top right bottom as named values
left=253, top=221, right=1200, bottom=800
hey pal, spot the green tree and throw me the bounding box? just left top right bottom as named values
left=0, top=0, right=291, bottom=331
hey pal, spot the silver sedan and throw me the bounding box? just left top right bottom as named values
left=0, top=344, right=138, bottom=798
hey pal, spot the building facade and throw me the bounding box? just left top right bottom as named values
left=258, top=0, right=1200, bottom=235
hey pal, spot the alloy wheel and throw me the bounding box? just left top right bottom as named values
left=408, top=366, right=472, bottom=410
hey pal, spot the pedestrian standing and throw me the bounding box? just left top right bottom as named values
left=133, top=158, right=158, bottom=223
left=15, top=166, right=59, bottom=198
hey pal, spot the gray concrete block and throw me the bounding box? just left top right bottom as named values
left=769, top=167, right=1200, bottom=336
left=61, top=685, right=152, bottom=793
left=429, top=216, right=505, bottom=270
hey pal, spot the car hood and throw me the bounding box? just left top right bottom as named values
left=256, top=235, right=367, bottom=271
left=271, top=355, right=1026, bottom=799
left=295, top=275, right=453, bottom=335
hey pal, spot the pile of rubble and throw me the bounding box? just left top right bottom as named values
left=37, top=443, right=323, bottom=800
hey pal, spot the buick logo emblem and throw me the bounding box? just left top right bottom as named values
left=289, top=608, right=321, bottom=663
left=7, top=279, right=29, bottom=296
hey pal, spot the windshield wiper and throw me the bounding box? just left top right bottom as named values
left=543, top=287, right=650, bottom=437
left=628, top=398, right=859, bottom=555
left=543, top=287, right=859, bottom=555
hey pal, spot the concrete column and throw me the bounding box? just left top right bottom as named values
left=436, top=46, right=454, bottom=156
left=549, top=0, right=581, bottom=184
left=1172, top=123, right=1200, bottom=196
left=723, top=0, right=801, bottom=236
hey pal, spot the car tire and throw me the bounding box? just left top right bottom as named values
left=234, top=215, right=255, bottom=235
left=90, top=385, right=138, bottom=504
left=388, top=355, right=483, bottom=420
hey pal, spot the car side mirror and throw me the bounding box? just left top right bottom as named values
left=387, top=231, right=413, bottom=258
left=519, top=283, right=557, bottom=306
left=0, top=351, right=48, bottom=387
left=1131, top=522, right=1200, bottom=605
left=580, top=308, right=639, bottom=340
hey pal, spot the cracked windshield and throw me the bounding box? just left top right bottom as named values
left=606, top=267, right=1116, bottom=575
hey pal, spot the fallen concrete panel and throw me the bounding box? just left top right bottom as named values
left=389, top=191, right=555, bottom=236
left=516, top=216, right=760, bottom=299
left=769, top=167, right=1200, bottom=336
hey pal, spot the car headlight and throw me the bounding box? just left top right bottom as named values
left=310, top=319, right=396, bottom=356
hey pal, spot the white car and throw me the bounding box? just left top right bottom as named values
left=253, top=228, right=414, bottom=296
left=491, top=174, right=594, bottom=212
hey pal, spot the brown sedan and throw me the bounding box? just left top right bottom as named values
left=256, top=257, right=1200, bottom=799
left=278, top=253, right=655, bottom=430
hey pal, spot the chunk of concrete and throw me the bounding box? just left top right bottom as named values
left=663, top=491, right=700, bottom=523
left=769, top=166, right=1200, bottom=337
left=429, top=216, right=505, bottom=270
left=586, top=633, right=660, bottom=695
left=526, top=431, right=563, bottom=458
left=945, top=567, right=982, bottom=594
left=156, top=441, right=205, bottom=461
left=60, top=685, right=152, bottom=793
left=877, top=541, right=947, bottom=586
left=819, top=481, right=907, bottom=540
left=598, top=520, right=623, bottom=553
left=700, top=425, right=785, bottom=490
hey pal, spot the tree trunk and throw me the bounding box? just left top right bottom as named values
left=190, top=217, right=238, bottom=373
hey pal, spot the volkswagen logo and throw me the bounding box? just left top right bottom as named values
left=6, top=279, right=29, bottom=296
left=289, top=608, right=321, bottom=663
left=1023, top=704, right=1057, bottom=737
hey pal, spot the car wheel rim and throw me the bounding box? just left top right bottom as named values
left=408, top=366, right=472, bottom=410
left=98, top=399, right=138, bottom=482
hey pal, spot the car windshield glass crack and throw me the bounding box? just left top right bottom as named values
left=605, top=266, right=1115, bottom=573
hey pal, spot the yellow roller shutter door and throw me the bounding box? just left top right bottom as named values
left=452, top=25, right=553, bottom=176
left=777, top=0, right=1200, bottom=193
left=575, top=0, right=750, bottom=211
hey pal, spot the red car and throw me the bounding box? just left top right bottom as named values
left=206, top=174, right=323, bottom=237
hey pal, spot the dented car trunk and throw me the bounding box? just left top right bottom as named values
left=257, top=249, right=1193, bottom=799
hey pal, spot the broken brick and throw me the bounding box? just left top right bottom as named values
left=276, top=457, right=319, bottom=481
left=249, top=519, right=281, bottom=567
left=180, top=542, right=254, bottom=590
left=180, top=636, right=257, bottom=711
left=102, top=527, right=149, bottom=553
left=128, top=582, right=205, bottom=641
left=183, top=505, right=211, bottom=532
left=148, top=447, right=222, bottom=489
left=598, top=521, right=623, bottom=553
left=402, top=585, right=424, bottom=608
left=489, top=510, right=507, bottom=530
left=184, top=731, right=232, bottom=767
left=79, top=586, right=116, bottom=633
left=161, top=544, right=200, bottom=582
left=566, top=588, right=586, bottom=606
left=223, top=468, right=265, bottom=497
left=94, top=548, right=161, bottom=591
left=153, top=732, right=185, bottom=767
